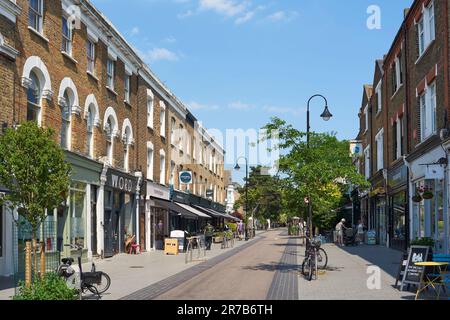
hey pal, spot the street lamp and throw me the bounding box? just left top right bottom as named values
left=234, top=156, right=251, bottom=239
left=306, top=94, right=333, bottom=237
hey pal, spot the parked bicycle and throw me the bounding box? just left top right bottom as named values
left=302, top=237, right=328, bottom=281
left=56, top=244, right=111, bottom=299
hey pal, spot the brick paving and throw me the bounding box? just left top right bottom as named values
left=266, top=237, right=299, bottom=300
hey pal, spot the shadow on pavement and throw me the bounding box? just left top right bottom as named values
left=336, top=245, right=403, bottom=279
left=242, top=262, right=300, bottom=273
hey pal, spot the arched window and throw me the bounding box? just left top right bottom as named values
left=27, top=72, right=41, bottom=122
left=86, top=106, right=95, bottom=157
left=105, top=117, right=114, bottom=165
left=123, top=126, right=132, bottom=172
left=60, top=90, right=71, bottom=149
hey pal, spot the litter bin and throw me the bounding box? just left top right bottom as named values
left=170, top=230, right=186, bottom=252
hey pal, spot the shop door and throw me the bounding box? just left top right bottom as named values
left=91, top=195, right=97, bottom=256
left=57, top=206, right=71, bottom=258
left=103, top=209, right=114, bottom=258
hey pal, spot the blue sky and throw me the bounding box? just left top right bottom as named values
left=91, top=0, right=412, bottom=183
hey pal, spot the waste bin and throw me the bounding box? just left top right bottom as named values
left=170, top=230, right=185, bottom=252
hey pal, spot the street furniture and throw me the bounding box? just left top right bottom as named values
left=414, top=261, right=449, bottom=300
left=164, top=238, right=179, bottom=255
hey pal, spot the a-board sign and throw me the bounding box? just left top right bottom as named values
left=400, top=246, right=430, bottom=291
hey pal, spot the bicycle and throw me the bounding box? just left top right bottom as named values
left=56, top=244, right=111, bottom=299
left=301, top=238, right=326, bottom=281
left=185, top=236, right=206, bottom=264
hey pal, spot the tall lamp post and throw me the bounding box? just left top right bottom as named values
left=306, top=94, right=333, bottom=237
left=234, top=156, right=250, bottom=239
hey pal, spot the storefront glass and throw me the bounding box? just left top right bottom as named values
left=124, top=193, right=134, bottom=237
left=375, top=198, right=387, bottom=246
left=391, top=192, right=406, bottom=251
left=152, top=207, right=168, bottom=250
left=412, top=179, right=445, bottom=252
left=70, top=182, right=87, bottom=248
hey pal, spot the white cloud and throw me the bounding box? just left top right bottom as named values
left=178, top=9, right=195, bottom=19
left=130, top=26, right=140, bottom=36
left=164, top=36, right=177, bottom=43
left=267, top=10, right=299, bottom=23
left=141, top=48, right=180, bottom=63
left=228, top=101, right=254, bottom=110
left=188, top=101, right=220, bottom=111
left=263, top=105, right=305, bottom=116
left=199, top=0, right=248, bottom=17
left=235, top=11, right=254, bottom=25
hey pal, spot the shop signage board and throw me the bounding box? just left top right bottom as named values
left=367, top=230, right=376, bottom=245
left=400, top=246, right=430, bottom=291
left=106, top=169, right=137, bottom=193
left=206, top=189, right=214, bottom=198
left=179, top=171, right=193, bottom=185
left=147, top=182, right=170, bottom=201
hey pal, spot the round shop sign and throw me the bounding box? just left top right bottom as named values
left=179, top=171, right=193, bottom=185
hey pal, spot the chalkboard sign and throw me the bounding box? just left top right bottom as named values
left=400, top=246, right=430, bottom=291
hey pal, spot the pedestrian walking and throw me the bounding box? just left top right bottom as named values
left=204, top=222, right=214, bottom=250
left=335, top=218, right=347, bottom=246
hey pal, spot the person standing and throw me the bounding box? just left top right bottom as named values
left=335, top=219, right=347, bottom=246
left=204, top=222, right=214, bottom=250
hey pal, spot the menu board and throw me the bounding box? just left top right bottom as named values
left=400, top=246, right=430, bottom=291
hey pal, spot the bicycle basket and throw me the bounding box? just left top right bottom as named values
left=83, top=272, right=103, bottom=285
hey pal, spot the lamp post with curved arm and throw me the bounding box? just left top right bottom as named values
left=306, top=94, right=333, bottom=237
left=234, top=156, right=251, bottom=239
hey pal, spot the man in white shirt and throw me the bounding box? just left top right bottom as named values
left=335, top=219, right=347, bottom=246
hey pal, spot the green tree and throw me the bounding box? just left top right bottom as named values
left=0, top=122, right=71, bottom=284
left=262, top=117, right=369, bottom=230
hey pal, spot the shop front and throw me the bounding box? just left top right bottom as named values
left=0, top=184, right=14, bottom=277
left=369, top=173, right=388, bottom=247
left=388, top=164, right=408, bottom=252
left=103, top=168, right=138, bottom=258
left=146, top=182, right=171, bottom=251
left=408, top=146, right=448, bottom=254
left=56, top=152, right=103, bottom=261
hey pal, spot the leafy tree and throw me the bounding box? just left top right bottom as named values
left=260, top=117, right=369, bottom=231
left=0, top=122, right=71, bottom=284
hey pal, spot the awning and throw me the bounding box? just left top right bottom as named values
left=224, top=214, right=241, bottom=222
left=152, top=198, right=197, bottom=219
left=192, top=205, right=224, bottom=218
left=174, top=202, right=212, bottom=219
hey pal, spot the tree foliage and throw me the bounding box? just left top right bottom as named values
left=237, top=117, right=369, bottom=230
left=0, top=122, right=71, bottom=235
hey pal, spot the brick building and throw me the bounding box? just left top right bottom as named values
left=354, top=0, right=450, bottom=254
left=0, top=0, right=226, bottom=276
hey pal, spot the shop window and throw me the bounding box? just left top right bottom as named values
left=70, top=182, right=87, bottom=249
left=124, top=194, right=134, bottom=238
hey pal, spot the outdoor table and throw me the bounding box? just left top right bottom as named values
left=414, top=262, right=449, bottom=300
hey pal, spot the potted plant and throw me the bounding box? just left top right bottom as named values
left=412, top=193, right=423, bottom=203
left=422, top=188, right=434, bottom=200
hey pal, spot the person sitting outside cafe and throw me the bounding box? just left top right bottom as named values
left=204, top=222, right=214, bottom=250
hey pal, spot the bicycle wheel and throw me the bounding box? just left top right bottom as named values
left=301, top=258, right=312, bottom=279
left=87, top=272, right=111, bottom=295
left=307, top=259, right=313, bottom=281
left=317, top=248, right=328, bottom=270
left=314, top=253, right=318, bottom=280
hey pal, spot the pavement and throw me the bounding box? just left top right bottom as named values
left=1, top=228, right=445, bottom=300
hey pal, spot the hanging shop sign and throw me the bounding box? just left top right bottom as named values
left=179, top=171, right=193, bottom=185
left=425, top=165, right=444, bottom=180
left=349, top=140, right=363, bottom=157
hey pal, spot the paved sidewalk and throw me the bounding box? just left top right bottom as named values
left=298, top=243, right=418, bottom=300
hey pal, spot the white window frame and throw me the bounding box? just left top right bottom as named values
left=160, top=101, right=166, bottom=137
left=61, top=15, right=72, bottom=56
left=375, top=129, right=384, bottom=172
left=160, top=150, right=166, bottom=185
left=395, top=117, right=403, bottom=160
left=394, top=56, right=402, bottom=90
left=28, top=0, right=43, bottom=34
left=179, top=124, right=184, bottom=151
left=418, top=1, right=436, bottom=57
left=364, top=105, right=369, bottom=133
left=147, top=90, right=154, bottom=129
left=107, top=58, right=115, bottom=90
left=364, top=146, right=371, bottom=179
left=124, top=73, right=131, bottom=104
left=147, top=142, right=154, bottom=181
left=87, top=39, right=95, bottom=74
left=420, top=82, right=437, bottom=141
left=376, top=81, right=382, bottom=114
left=170, top=118, right=176, bottom=146
left=86, top=106, right=95, bottom=158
